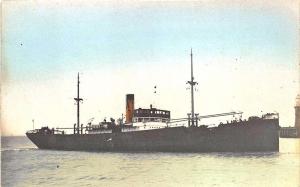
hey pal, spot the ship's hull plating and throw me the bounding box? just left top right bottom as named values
left=26, top=119, right=279, bottom=152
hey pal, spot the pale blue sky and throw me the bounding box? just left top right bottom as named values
left=1, top=1, right=299, bottom=135
left=3, top=1, right=297, bottom=81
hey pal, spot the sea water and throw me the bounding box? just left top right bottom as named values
left=1, top=136, right=299, bottom=187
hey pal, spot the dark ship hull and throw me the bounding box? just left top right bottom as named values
left=26, top=118, right=279, bottom=152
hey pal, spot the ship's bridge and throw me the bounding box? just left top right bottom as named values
left=132, top=105, right=170, bottom=123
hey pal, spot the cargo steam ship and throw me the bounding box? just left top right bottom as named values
left=26, top=51, right=280, bottom=152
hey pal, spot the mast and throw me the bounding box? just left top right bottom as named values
left=187, top=49, right=197, bottom=126
left=74, top=73, right=83, bottom=134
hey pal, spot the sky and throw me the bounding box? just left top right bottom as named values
left=1, top=0, right=299, bottom=136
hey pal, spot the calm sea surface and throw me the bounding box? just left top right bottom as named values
left=1, top=136, right=299, bottom=187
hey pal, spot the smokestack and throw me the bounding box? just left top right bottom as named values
left=125, top=94, right=134, bottom=123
